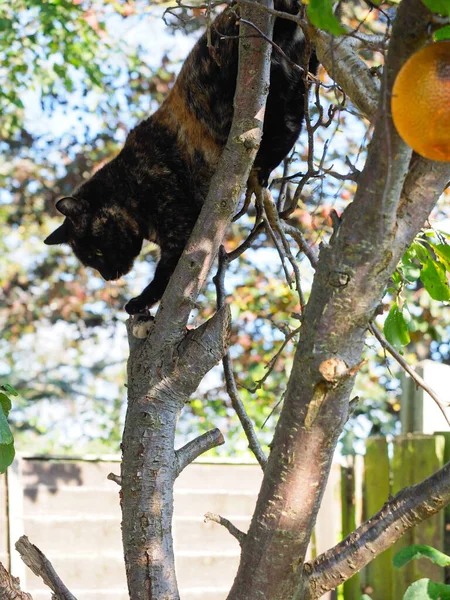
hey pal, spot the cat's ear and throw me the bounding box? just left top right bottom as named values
left=55, top=197, right=88, bottom=218
left=44, top=220, right=70, bottom=245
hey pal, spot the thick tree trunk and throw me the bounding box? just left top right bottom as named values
left=120, top=2, right=274, bottom=598
left=226, top=1, right=450, bottom=599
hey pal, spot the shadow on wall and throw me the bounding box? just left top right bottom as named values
left=22, top=459, right=84, bottom=502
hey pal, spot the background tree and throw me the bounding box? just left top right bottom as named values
left=1, top=0, right=449, bottom=457
left=1, top=0, right=450, bottom=598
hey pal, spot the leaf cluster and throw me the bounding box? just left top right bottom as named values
left=394, top=544, right=450, bottom=599
left=384, top=234, right=450, bottom=351
left=0, top=383, right=17, bottom=472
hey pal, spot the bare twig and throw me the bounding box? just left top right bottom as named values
left=107, top=472, right=122, bottom=486
left=282, top=222, right=319, bottom=268
left=237, top=0, right=307, bottom=29
left=275, top=154, right=292, bottom=212
left=204, top=512, right=246, bottom=545
left=214, top=249, right=268, bottom=469
left=261, top=188, right=294, bottom=288
left=228, top=221, right=265, bottom=261
left=369, top=323, right=450, bottom=426
left=223, top=352, right=268, bottom=469
left=214, top=247, right=267, bottom=467
left=238, top=17, right=307, bottom=76
left=15, top=536, right=76, bottom=600
left=0, top=561, right=33, bottom=600
left=163, top=0, right=227, bottom=27
left=263, top=188, right=306, bottom=310
left=321, top=166, right=359, bottom=183
left=175, top=428, right=225, bottom=477
left=247, top=326, right=301, bottom=392
left=233, top=184, right=255, bottom=222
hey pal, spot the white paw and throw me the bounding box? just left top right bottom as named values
left=132, top=316, right=154, bottom=339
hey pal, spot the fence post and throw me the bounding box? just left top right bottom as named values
left=392, top=434, right=445, bottom=599
left=340, top=461, right=361, bottom=600
left=438, top=431, right=450, bottom=583
left=6, top=456, right=25, bottom=579
left=362, top=436, right=392, bottom=600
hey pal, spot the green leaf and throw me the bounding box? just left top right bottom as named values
left=394, top=545, right=450, bottom=569
left=0, top=408, right=13, bottom=445
left=403, top=578, right=450, bottom=600
left=421, top=0, right=450, bottom=17
left=391, top=270, right=402, bottom=288
left=411, top=241, right=431, bottom=264
left=0, top=393, right=11, bottom=417
left=0, top=441, right=14, bottom=474
left=400, top=249, right=421, bottom=283
left=435, top=24, right=450, bottom=40
left=307, top=0, right=345, bottom=35
left=432, top=243, right=450, bottom=270
left=384, top=303, right=411, bottom=349
left=2, top=384, right=18, bottom=396
left=420, top=259, right=450, bottom=301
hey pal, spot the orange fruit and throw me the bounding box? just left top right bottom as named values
left=391, top=40, right=450, bottom=162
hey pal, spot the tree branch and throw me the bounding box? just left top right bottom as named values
left=369, top=323, right=450, bottom=426
left=304, top=459, right=450, bottom=599
left=282, top=222, right=319, bottom=268
left=213, top=244, right=268, bottom=470
left=223, top=352, right=268, bottom=469
left=121, top=3, right=275, bottom=598
left=263, top=187, right=306, bottom=309
left=107, top=472, right=122, bottom=486
left=15, top=536, right=76, bottom=600
left=175, top=305, right=231, bottom=393
left=175, top=428, right=225, bottom=477
left=226, top=2, right=450, bottom=599
left=148, top=0, right=275, bottom=352
left=0, top=560, right=33, bottom=600
left=205, top=512, right=246, bottom=545
left=311, top=28, right=379, bottom=121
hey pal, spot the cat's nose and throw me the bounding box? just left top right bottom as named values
left=98, top=268, right=118, bottom=281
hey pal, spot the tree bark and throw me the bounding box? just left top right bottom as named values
left=121, top=307, right=231, bottom=599
left=226, top=1, right=450, bottom=599
left=304, top=459, right=450, bottom=598
left=120, top=1, right=275, bottom=598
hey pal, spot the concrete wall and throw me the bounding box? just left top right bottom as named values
left=0, top=471, right=8, bottom=569
left=0, top=457, right=341, bottom=599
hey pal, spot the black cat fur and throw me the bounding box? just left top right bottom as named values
left=44, top=1, right=318, bottom=314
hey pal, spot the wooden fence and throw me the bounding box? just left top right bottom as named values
left=0, top=434, right=448, bottom=599
left=342, top=433, right=448, bottom=600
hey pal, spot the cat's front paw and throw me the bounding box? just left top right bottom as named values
left=125, top=295, right=153, bottom=315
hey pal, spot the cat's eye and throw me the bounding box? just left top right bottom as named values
left=95, top=249, right=103, bottom=257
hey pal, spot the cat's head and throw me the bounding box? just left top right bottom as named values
left=44, top=195, right=144, bottom=281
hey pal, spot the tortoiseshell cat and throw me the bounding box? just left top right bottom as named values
left=45, top=1, right=318, bottom=314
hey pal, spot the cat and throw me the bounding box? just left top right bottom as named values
left=44, top=0, right=318, bottom=314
